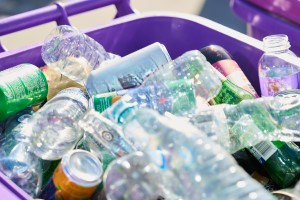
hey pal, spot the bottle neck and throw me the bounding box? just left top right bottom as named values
left=263, top=34, right=291, bottom=54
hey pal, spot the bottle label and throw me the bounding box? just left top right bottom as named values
left=93, top=90, right=127, bottom=113
left=0, top=64, right=48, bottom=102
left=213, top=60, right=259, bottom=97
left=248, top=141, right=278, bottom=164
left=213, top=80, right=254, bottom=104
left=259, top=72, right=300, bottom=96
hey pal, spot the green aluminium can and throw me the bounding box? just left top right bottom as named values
left=0, top=64, right=48, bottom=121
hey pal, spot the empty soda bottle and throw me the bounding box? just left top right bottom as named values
left=119, top=109, right=275, bottom=200
left=41, top=25, right=111, bottom=84
left=104, top=151, right=186, bottom=200
left=0, top=64, right=48, bottom=122
left=86, top=42, right=171, bottom=96
left=200, top=44, right=258, bottom=97
left=104, top=50, right=222, bottom=124
left=258, top=34, right=300, bottom=96
left=27, top=87, right=88, bottom=160
left=40, top=149, right=103, bottom=200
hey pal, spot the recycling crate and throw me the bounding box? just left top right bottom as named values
left=0, top=0, right=264, bottom=198
left=231, top=0, right=300, bottom=56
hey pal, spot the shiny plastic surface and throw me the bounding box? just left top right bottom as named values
left=0, top=0, right=264, bottom=198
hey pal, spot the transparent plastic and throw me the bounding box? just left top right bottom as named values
left=104, top=151, right=186, bottom=200
left=190, top=93, right=300, bottom=153
left=104, top=50, right=222, bottom=124
left=27, top=88, right=88, bottom=160
left=258, top=34, right=300, bottom=96
left=41, top=25, right=110, bottom=84
left=112, top=109, right=275, bottom=200
left=0, top=109, right=42, bottom=197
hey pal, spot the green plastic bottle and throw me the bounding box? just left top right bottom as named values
left=218, top=80, right=300, bottom=188
left=0, top=64, right=48, bottom=121
left=210, top=68, right=254, bottom=105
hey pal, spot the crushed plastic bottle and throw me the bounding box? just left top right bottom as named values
left=27, top=87, right=88, bottom=160
left=189, top=92, right=300, bottom=153
left=103, top=50, right=222, bottom=124
left=105, top=109, right=275, bottom=200
left=0, top=109, right=42, bottom=197
left=104, top=151, right=186, bottom=200
left=41, top=25, right=111, bottom=84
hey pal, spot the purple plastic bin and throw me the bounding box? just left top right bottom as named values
left=231, top=0, right=300, bottom=56
left=0, top=0, right=264, bottom=198
left=247, top=0, right=300, bottom=26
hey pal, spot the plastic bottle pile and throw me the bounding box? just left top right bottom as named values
left=0, top=25, right=299, bottom=200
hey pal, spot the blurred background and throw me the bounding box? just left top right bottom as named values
left=0, top=0, right=246, bottom=50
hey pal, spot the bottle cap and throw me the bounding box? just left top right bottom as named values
left=263, top=34, right=291, bottom=53
left=61, top=149, right=102, bottom=187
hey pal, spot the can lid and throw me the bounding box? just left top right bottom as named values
left=62, top=149, right=103, bottom=187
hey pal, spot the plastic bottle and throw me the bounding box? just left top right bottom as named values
left=258, top=34, right=300, bottom=97
left=27, top=87, right=89, bottom=160
left=200, top=44, right=259, bottom=97
left=0, top=108, right=42, bottom=197
left=0, top=64, right=48, bottom=122
left=86, top=42, right=171, bottom=96
left=104, top=50, right=254, bottom=125
left=78, top=109, right=137, bottom=158
left=113, top=109, right=275, bottom=200
left=190, top=93, right=300, bottom=188
left=104, top=151, right=186, bottom=200
left=41, top=25, right=111, bottom=84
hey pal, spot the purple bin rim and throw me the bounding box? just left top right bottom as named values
left=231, top=0, right=300, bottom=56
left=246, top=0, right=300, bottom=26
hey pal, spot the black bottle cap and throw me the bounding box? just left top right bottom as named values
left=200, top=45, right=232, bottom=64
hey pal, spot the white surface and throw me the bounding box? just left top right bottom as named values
left=0, top=0, right=205, bottom=50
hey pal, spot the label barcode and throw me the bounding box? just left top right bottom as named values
left=252, top=141, right=277, bottom=162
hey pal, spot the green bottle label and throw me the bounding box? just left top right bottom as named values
left=0, top=64, right=48, bottom=121
left=93, top=90, right=127, bottom=113
left=94, top=95, right=113, bottom=113
left=213, top=80, right=254, bottom=104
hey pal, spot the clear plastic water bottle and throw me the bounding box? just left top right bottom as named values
left=41, top=25, right=111, bottom=84
left=27, top=87, right=88, bottom=160
left=258, top=34, right=300, bottom=96
left=189, top=92, right=300, bottom=153
left=104, top=50, right=222, bottom=124
left=0, top=109, right=42, bottom=197
left=104, top=151, right=186, bottom=200
left=112, top=109, right=275, bottom=200
left=78, top=109, right=137, bottom=158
